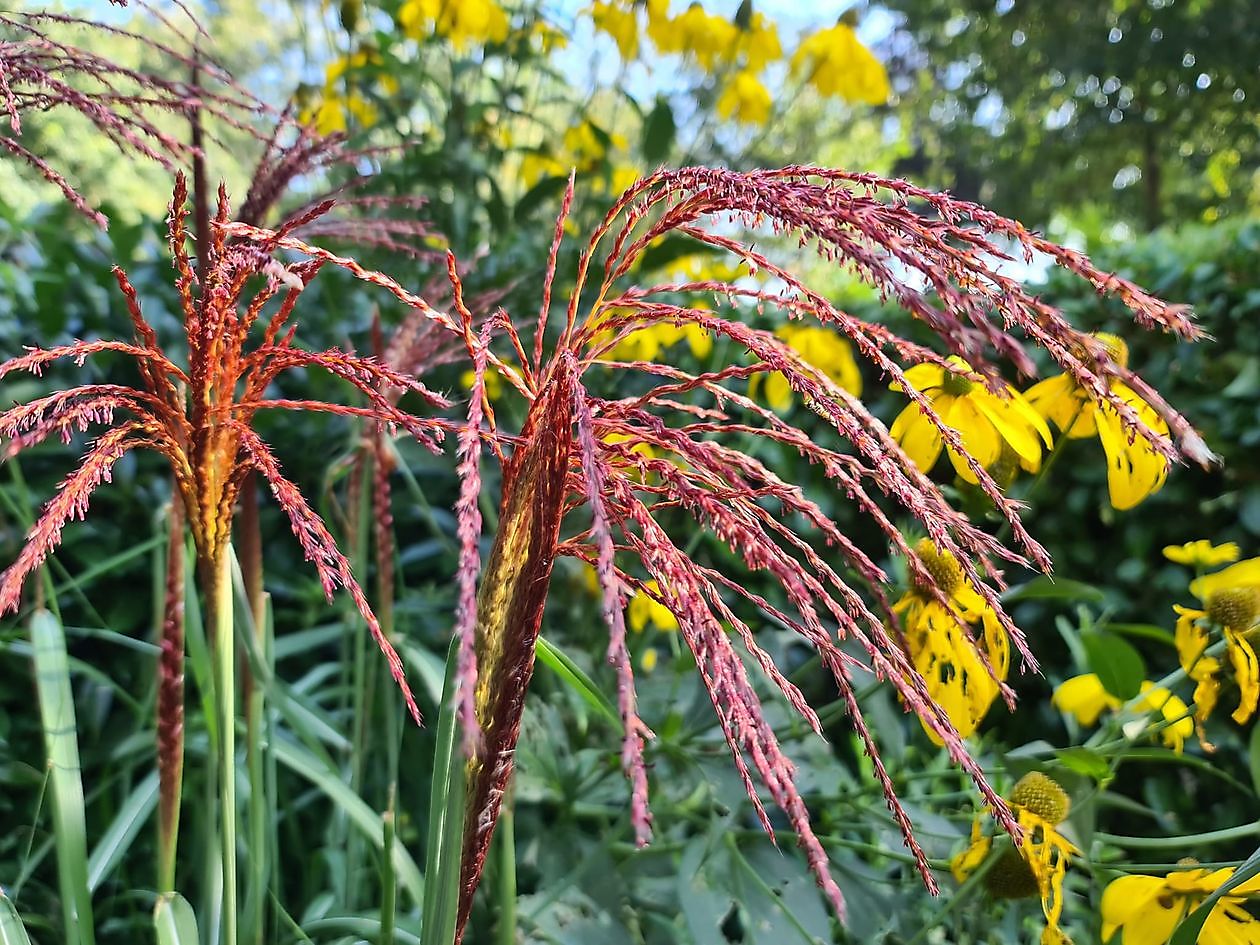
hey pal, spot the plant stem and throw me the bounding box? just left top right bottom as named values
left=209, top=548, right=238, bottom=945
left=158, top=497, right=186, bottom=894
left=494, top=803, right=516, bottom=945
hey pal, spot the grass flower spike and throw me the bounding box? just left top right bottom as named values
left=229, top=165, right=1205, bottom=941
left=0, top=176, right=448, bottom=935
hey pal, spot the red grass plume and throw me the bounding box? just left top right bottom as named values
left=0, top=173, right=450, bottom=724
left=226, top=166, right=1206, bottom=938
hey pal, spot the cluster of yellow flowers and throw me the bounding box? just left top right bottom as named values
left=589, top=2, right=888, bottom=128
left=1053, top=541, right=1259, bottom=755
left=516, top=120, right=639, bottom=197
left=890, top=336, right=1172, bottom=511
left=750, top=323, right=863, bottom=410
left=299, top=47, right=398, bottom=136
left=953, top=771, right=1260, bottom=945
left=398, top=0, right=510, bottom=49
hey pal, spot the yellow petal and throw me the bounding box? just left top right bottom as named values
left=890, top=397, right=945, bottom=474
left=945, top=396, right=1000, bottom=484
left=893, top=362, right=945, bottom=393
left=1190, top=557, right=1260, bottom=601
left=1227, top=628, right=1260, bottom=724
left=1099, top=874, right=1175, bottom=945
left=1094, top=393, right=1170, bottom=511
left=1024, top=373, right=1097, bottom=439
left=1051, top=673, right=1121, bottom=726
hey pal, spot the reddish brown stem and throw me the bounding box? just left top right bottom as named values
left=157, top=495, right=185, bottom=893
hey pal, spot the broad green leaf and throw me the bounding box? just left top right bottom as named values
left=514, top=174, right=570, bottom=223
left=31, top=609, right=96, bottom=945
left=1082, top=631, right=1145, bottom=700
left=153, top=893, right=199, bottom=945
left=1002, top=575, right=1105, bottom=604
left=1054, top=747, right=1111, bottom=782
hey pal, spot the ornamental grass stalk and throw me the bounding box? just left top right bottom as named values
left=230, top=165, right=1208, bottom=939
left=0, top=174, right=448, bottom=942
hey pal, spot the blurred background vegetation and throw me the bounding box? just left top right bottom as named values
left=1, top=1, right=1258, bottom=943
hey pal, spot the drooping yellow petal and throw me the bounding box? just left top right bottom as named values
left=972, top=388, right=1052, bottom=465
left=896, top=361, right=946, bottom=393
left=1024, top=373, right=1097, bottom=439
left=1093, top=385, right=1170, bottom=510
left=1100, top=875, right=1165, bottom=943
left=1226, top=628, right=1260, bottom=724
left=890, top=395, right=946, bottom=474
left=1136, top=682, right=1194, bottom=753
left=944, top=396, right=1000, bottom=484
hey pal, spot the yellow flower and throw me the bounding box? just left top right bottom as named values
left=1189, top=556, right=1260, bottom=605
left=790, top=22, right=890, bottom=105
left=1051, top=673, right=1122, bottom=726
left=716, top=71, right=772, bottom=126
left=629, top=579, right=678, bottom=632
left=1163, top=540, right=1240, bottom=568
left=1024, top=334, right=1170, bottom=510
left=608, top=320, right=712, bottom=363
left=739, top=12, right=782, bottom=70
left=1173, top=557, right=1260, bottom=731
left=590, top=1, right=639, bottom=59
left=1101, top=866, right=1260, bottom=945
left=650, top=2, right=736, bottom=70
left=895, top=540, right=1009, bottom=743
left=1133, top=682, right=1195, bottom=754
left=752, top=324, right=862, bottom=413
left=952, top=773, right=1079, bottom=945
left=399, top=0, right=510, bottom=49
left=640, top=647, right=659, bottom=673
left=889, top=357, right=1052, bottom=485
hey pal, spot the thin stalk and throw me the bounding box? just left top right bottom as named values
left=381, top=784, right=397, bottom=945
left=494, top=804, right=515, bottom=945
left=208, top=548, right=238, bottom=945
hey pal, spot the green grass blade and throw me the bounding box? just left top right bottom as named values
left=271, top=737, right=425, bottom=906
left=382, top=784, right=397, bottom=945
left=535, top=636, right=620, bottom=728
left=87, top=770, right=159, bottom=892
left=0, top=889, right=33, bottom=945
left=419, top=641, right=468, bottom=945
left=30, top=609, right=96, bottom=945
left=153, top=893, right=201, bottom=945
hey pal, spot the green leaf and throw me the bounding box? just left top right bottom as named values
left=536, top=636, right=620, bottom=729
left=1170, top=844, right=1260, bottom=945
left=31, top=609, right=96, bottom=945
left=641, top=97, right=676, bottom=165
left=0, top=891, right=32, bottom=945
left=272, top=738, right=425, bottom=907
left=153, top=893, right=199, bottom=945
left=420, top=641, right=468, bottom=945
left=87, top=770, right=158, bottom=892
left=1082, top=631, right=1145, bottom=700
left=1002, top=575, right=1105, bottom=604
left=1054, top=747, right=1111, bottom=782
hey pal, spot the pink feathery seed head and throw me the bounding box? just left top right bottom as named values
left=452, top=320, right=495, bottom=758
left=470, top=164, right=1203, bottom=915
